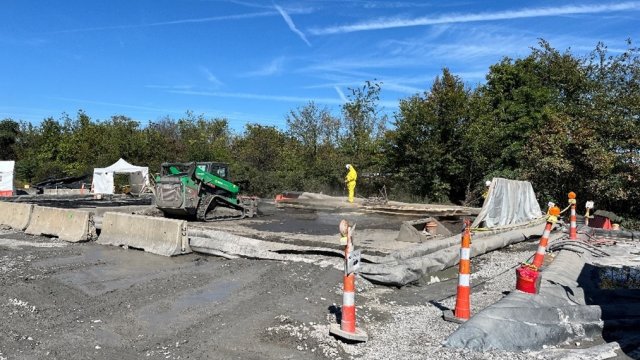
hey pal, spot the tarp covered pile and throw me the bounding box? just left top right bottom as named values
left=472, top=177, right=542, bottom=229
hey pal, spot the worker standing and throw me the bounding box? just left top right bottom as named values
left=345, top=164, right=357, bottom=203
left=482, top=180, right=491, bottom=199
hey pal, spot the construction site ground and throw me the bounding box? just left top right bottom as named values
left=0, top=195, right=635, bottom=359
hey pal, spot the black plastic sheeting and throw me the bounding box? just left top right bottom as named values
left=444, top=250, right=640, bottom=354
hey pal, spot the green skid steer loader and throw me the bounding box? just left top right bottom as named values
left=154, top=162, right=257, bottom=221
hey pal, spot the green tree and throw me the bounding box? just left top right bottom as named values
left=177, top=112, right=231, bottom=163
left=286, top=101, right=343, bottom=192
left=463, top=41, right=590, bottom=203
left=0, top=119, right=20, bottom=160
left=143, top=117, right=183, bottom=173
left=231, top=124, right=298, bottom=196
left=387, top=68, right=469, bottom=203
left=341, top=80, right=387, bottom=171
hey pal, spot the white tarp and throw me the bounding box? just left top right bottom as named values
left=471, top=177, right=542, bottom=229
left=0, top=161, right=14, bottom=194
left=92, top=158, right=149, bottom=194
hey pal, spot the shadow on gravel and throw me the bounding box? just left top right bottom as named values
left=328, top=305, right=342, bottom=324
left=428, top=300, right=449, bottom=311
left=578, top=263, right=640, bottom=358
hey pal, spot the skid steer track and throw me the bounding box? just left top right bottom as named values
left=196, top=194, right=256, bottom=221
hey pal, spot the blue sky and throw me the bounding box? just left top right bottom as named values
left=1, top=1, right=639, bottom=131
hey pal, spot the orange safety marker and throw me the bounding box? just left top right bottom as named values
left=532, top=206, right=560, bottom=269
left=443, top=219, right=472, bottom=323
left=568, top=192, right=577, bottom=240
left=329, top=220, right=368, bottom=342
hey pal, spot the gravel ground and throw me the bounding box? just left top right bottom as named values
left=0, top=223, right=622, bottom=359
left=261, top=242, right=541, bottom=360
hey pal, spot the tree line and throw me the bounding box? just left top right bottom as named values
left=1, top=40, right=639, bottom=225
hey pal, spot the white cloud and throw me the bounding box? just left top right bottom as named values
left=309, top=2, right=640, bottom=35
left=199, top=67, right=224, bottom=88
left=47, top=96, right=182, bottom=113
left=170, top=89, right=341, bottom=104
left=242, top=57, right=285, bottom=77
left=274, top=4, right=312, bottom=47
left=145, top=84, right=194, bottom=90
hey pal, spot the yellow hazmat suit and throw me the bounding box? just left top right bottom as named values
left=345, top=164, right=357, bottom=203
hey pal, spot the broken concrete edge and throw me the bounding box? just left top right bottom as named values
left=527, top=341, right=622, bottom=360
left=97, top=212, right=190, bottom=257
left=329, top=323, right=368, bottom=342
left=442, top=309, right=467, bottom=324
left=24, top=206, right=95, bottom=243
left=358, top=224, right=561, bottom=287
left=396, top=217, right=452, bottom=243
left=188, top=234, right=333, bottom=265
left=187, top=227, right=387, bottom=262
left=389, top=220, right=548, bottom=262
left=274, top=192, right=480, bottom=215
left=442, top=248, right=638, bottom=352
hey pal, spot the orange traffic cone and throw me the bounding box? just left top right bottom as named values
left=329, top=220, right=368, bottom=342
left=568, top=192, right=577, bottom=240
left=443, top=219, right=472, bottom=323
left=532, top=206, right=560, bottom=269
left=515, top=206, right=559, bottom=294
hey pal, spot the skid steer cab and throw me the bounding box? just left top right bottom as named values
left=155, top=162, right=258, bottom=221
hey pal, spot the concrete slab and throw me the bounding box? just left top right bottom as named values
left=442, top=309, right=467, bottom=324
left=329, top=323, right=368, bottom=342
left=25, top=206, right=95, bottom=242
left=397, top=217, right=452, bottom=243
left=0, top=201, right=34, bottom=230
left=276, top=193, right=480, bottom=217
left=98, top=212, right=190, bottom=256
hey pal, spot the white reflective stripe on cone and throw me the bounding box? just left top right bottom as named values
left=343, top=291, right=355, bottom=306
left=458, top=274, right=470, bottom=287
left=537, top=245, right=546, bottom=254
left=542, top=229, right=551, bottom=239
left=460, top=248, right=471, bottom=260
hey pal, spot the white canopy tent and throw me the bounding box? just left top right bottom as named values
left=0, top=160, right=15, bottom=196
left=92, top=158, right=149, bottom=195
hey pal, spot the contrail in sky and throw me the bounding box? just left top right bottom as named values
left=310, top=2, right=640, bottom=35
left=52, top=11, right=279, bottom=34
left=170, top=89, right=399, bottom=107
left=334, top=86, right=347, bottom=102
left=274, top=4, right=312, bottom=47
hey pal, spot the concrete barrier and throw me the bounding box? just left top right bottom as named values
left=97, top=213, right=190, bottom=256
left=43, top=188, right=85, bottom=195
left=0, top=202, right=34, bottom=230
left=25, top=206, right=95, bottom=242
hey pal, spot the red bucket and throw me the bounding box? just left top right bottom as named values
left=516, top=265, right=540, bottom=294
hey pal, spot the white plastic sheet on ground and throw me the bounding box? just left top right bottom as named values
left=0, top=160, right=15, bottom=195
left=92, top=158, right=149, bottom=194
left=471, top=177, right=542, bottom=229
